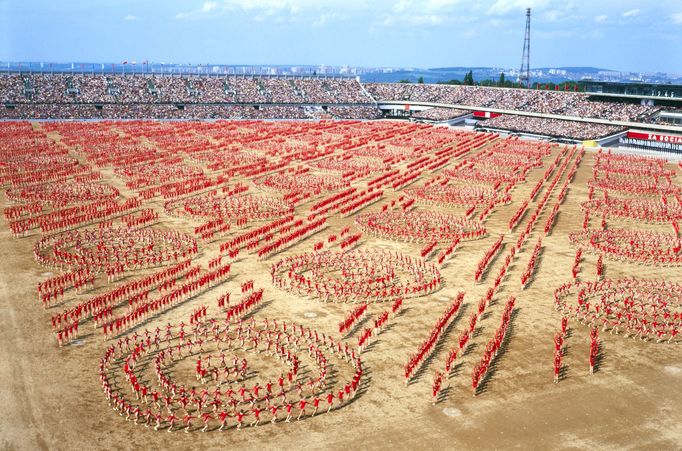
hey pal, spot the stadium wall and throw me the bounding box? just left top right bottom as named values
left=375, top=100, right=682, bottom=135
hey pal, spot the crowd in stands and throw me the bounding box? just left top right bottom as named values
left=411, top=107, right=470, bottom=122
left=0, top=73, right=381, bottom=120
left=1, top=74, right=672, bottom=129
left=478, top=115, right=626, bottom=141
left=655, top=117, right=682, bottom=126
left=327, top=106, right=382, bottom=120
left=0, top=73, right=375, bottom=105
left=365, top=83, right=659, bottom=123
left=0, top=74, right=26, bottom=103
left=651, top=107, right=682, bottom=126
left=1, top=103, right=382, bottom=121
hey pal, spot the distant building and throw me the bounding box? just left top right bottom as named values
left=584, top=81, right=682, bottom=99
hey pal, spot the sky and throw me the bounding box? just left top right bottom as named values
left=2, top=0, right=682, bottom=73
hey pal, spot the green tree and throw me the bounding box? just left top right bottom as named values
left=498, top=72, right=506, bottom=87
left=399, top=79, right=412, bottom=83
left=463, top=70, right=474, bottom=86
left=438, top=79, right=462, bottom=85
left=417, top=76, right=425, bottom=84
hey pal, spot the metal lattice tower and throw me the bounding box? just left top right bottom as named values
left=519, top=8, right=531, bottom=88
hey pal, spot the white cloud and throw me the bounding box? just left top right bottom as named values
left=381, top=13, right=445, bottom=27
left=175, top=0, right=359, bottom=21
left=176, top=0, right=466, bottom=23
left=671, top=12, right=682, bottom=24
left=487, top=0, right=549, bottom=16
left=378, top=0, right=479, bottom=28
left=544, top=10, right=562, bottom=22
left=541, top=9, right=581, bottom=23
left=485, top=1, right=581, bottom=23
left=124, top=15, right=138, bottom=21
left=594, top=14, right=608, bottom=23
left=622, top=9, right=640, bottom=18
left=392, top=0, right=412, bottom=14
left=486, top=19, right=507, bottom=28
left=312, top=12, right=344, bottom=28
left=424, top=0, right=464, bottom=12
left=230, top=0, right=294, bottom=12
left=177, top=0, right=266, bottom=20
left=535, top=29, right=576, bottom=39
left=201, top=1, right=219, bottom=13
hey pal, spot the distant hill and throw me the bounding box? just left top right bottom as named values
left=429, top=67, right=503, bottom=72
left=535, top=67, right=612, bottom=73
left=430, top=66, right=612, bottom=73
left=360, top=66, right=625, bottom=84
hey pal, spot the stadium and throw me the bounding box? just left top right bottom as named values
left=1, top=3, right=682, bottom=451
left=2, top=71, right=681, bottom=151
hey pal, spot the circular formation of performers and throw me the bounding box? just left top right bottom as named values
left=405, top=183, right=511, bottom=208
left=554, top=278, right=681, bottom=343
left=354, top=209, right=486, bottom=243
left=568, top=229, right=682, bottom=266
left=33, top=227, right=198, bottom=273
left=254, top=172, right=350, bottom=197
left=99, top=317, right=363, bottom=432
left=271, top=249, right=442, bottom=303
left=165, top=193, right=293, bottom=224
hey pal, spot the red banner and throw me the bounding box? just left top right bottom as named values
left=473, top=111, right=501, bottom=119
left=627, top=131, right=682, bottom=144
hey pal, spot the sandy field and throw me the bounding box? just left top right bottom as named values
left=1, top=120, right=680, bottom=451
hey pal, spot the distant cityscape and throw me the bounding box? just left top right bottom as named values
left=365, top=67, right=682, bottom=85
left=1, top=61, right=681, bottom=85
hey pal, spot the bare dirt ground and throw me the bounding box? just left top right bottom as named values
left=1, top=122, right=681, bottom=451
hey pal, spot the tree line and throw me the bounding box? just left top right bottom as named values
left=399, top=71, right=585, bottom=91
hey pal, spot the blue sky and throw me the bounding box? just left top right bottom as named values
left=2, top=0, right=681, bottom=72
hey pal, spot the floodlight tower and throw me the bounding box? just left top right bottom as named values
left=519, top=8, right=531, bottom=88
